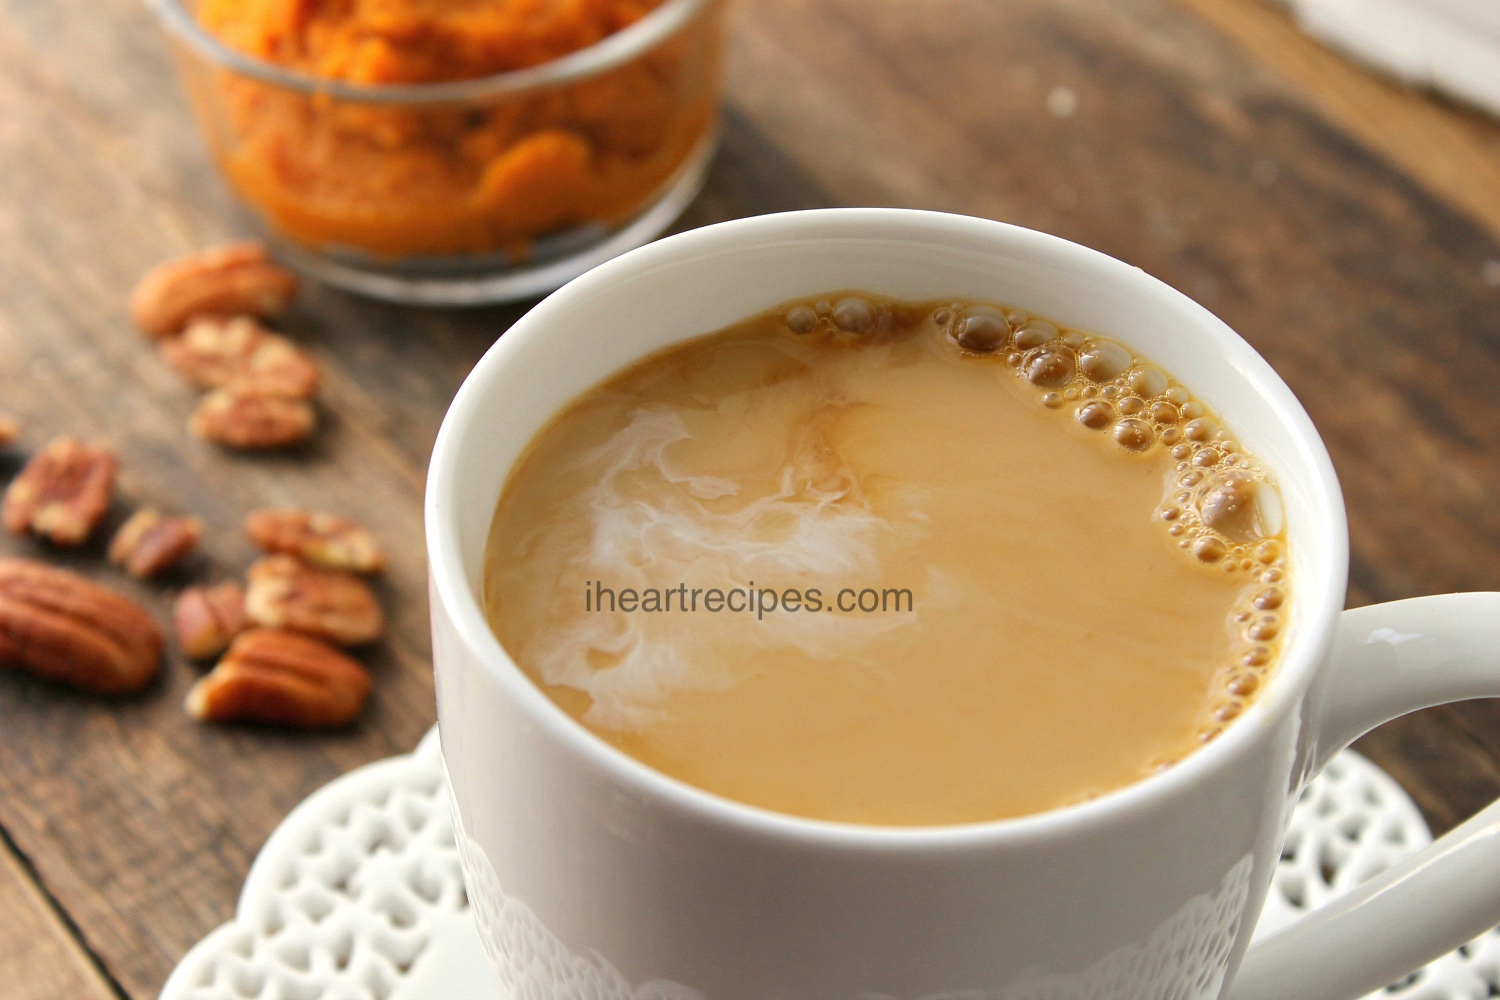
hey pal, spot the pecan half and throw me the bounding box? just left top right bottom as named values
left=174, top=582, right=250, bottom=659
left=162, top=316, right=320, bottom=398
left=186, top=628, right=370, bottom=728
left=245, top=555, right=383, bottom=646
left=0, top=559, right=162, bottom=694
left=108, top=508, right=202, bottom=578
left=190, top=387, right=315, bottom=450
left=244, top=509, right=385, bottom=574
left=2, top=439, right=117, bottom=545
left=129, top=243, right=297, bottom=338
left=0, top=415, right=17, bottom=448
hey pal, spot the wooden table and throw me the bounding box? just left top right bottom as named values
left=1, top=0, right=1497, bottom=996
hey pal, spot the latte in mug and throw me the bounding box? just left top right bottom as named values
left=483, top=293, right=1288, bottom=826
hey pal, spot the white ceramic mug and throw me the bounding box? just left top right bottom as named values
left=426, top=209, right=1500, bottom=1000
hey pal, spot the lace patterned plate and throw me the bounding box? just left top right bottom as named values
left=159, top=730, right=1500, bottom=1000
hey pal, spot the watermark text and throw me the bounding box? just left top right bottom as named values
left=584, top=580, right=913, bottom=620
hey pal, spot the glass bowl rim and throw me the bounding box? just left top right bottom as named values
left=146, top=0, right=713, bottom=104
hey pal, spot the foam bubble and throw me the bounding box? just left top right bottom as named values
left=785, top=305, right=816, bottom=334
left=1078, top=400, right=1115, bottom=429
left=1128, top=366, right=1168, bottom=397
left=1113, top=418, right=1154, bottom=451
left=954, top=305, right=1010, bottom=353
left=1024, top=345, right=1076, bottom=386
left=1255, top=480, right=1284, bottom=536
left=1080, top=340, right=1132, bottom=381
left=1014, top=320, right=1060, bottom=351
left=834, top=297, right=874, bottom=333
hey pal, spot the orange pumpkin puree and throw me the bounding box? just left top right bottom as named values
left=195, top=0, right=721, bottom=258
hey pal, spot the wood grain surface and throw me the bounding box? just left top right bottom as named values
left=0, top=0, right=1496, bottom=995
left=0, top=837, right=115, bottom=1000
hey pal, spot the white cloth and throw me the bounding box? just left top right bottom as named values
left=1282, top=0, right=1500, bottom=118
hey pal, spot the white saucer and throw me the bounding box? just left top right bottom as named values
left=159, top=729, right=1500, bottom=1000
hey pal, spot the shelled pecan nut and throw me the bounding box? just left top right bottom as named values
left=174, top=582, right=250, bottom=660
left=186, top=628, right=370, bottom=728
left=245, top=555, right=384, bottom=646
left=244, top=508, right=385, bottom=574
left=0, top=558, right=162, bottom=694
left=162, top=315, right=320, bottom=398
left=2, top=438, right=117, bottom=545
left=108, top=508, right=202, bottom=578
left=129, top=242, right=297, bottom=338
left=190, top=387, right=315, bottom=450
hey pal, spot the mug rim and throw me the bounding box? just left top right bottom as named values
left=425, top=207, right=1350, bottom=848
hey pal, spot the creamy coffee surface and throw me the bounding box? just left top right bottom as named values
left=484, top=295, right=1289, bottom=826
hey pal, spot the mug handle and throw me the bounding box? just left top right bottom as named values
left=1229, top=593, right=1500, bottom=1000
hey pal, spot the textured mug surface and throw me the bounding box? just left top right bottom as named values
left=425, top=210, right=1494, bottom=999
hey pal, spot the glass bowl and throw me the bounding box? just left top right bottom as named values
left=149, top=0, right=724, bottom=305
